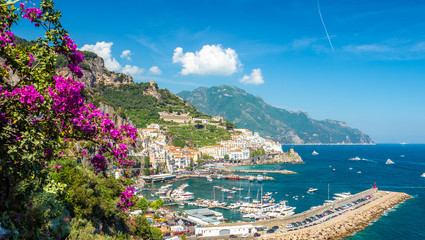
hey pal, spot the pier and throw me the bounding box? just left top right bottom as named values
left=229, top=169, right=296, bottom=174
left=178, top=174, right=275, bottom=181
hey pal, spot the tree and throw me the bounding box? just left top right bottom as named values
left=188, top=158, right=194, bottom=171
left=136, top=197, right=149, bottom=213
left=150, top=198, right=164, bottom=210
left=144, top=156, right=151, bottom=175
left=225, top=120, right=237, bottom=130
left=224, top=154, right=229, bottom=160
left=0, top=2, right=137, bottom=238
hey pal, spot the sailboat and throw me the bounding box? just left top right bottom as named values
left=312, top=151, right=319, bottom=155
left=244, top=186, right=251, bottom=200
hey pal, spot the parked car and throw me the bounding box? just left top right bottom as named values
left=254, top=232, right=261, bottom=237
left=266, top=229, right=275, bottom=234
left=229, top=235, right=238, bottom=238
left=271, top=225, right=279, bottom=230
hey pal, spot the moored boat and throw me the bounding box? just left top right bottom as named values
left=349, top=156, right=361, bottom=161
left=257, top=175, right=264, bottom=182
left=312, top=151, right=319, bottom=155
left=307, top=188, right=318, bottom=193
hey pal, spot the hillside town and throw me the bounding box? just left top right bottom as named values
left=133, top=121, right=284, bottom=173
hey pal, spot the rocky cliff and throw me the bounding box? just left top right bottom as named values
left=56, top=55, right=133, bottom=89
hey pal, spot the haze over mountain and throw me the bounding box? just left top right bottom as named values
left=178, top=85, right=374, bottom=145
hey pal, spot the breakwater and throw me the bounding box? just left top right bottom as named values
left=263, top=191, right=412, bottom=240
left=178, top=174, right=275, bottom=181
left=230, top=169, right=296, bottom=174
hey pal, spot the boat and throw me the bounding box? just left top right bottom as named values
left=206, top=175, right=213, bottom=181
left=312, top=151, right=319, bottom=155
left=400, top=155, right=405, bottom=158
left=227, top=195, right=234, bottom=199
left=357, top=171, right=362, bottom=174
left=244, top=186, right=251, bottom=200
left=421, top=173, right=425, bottom=178
left=333, top=169, right=336, bottom=172
left=217, top=174, right=222, bottom=179
left=349, top=167, right=353, bottom=170
left=225, top=175, right=240, bottom=180
left=307, top=188, right=318, bottom=193
left=257, top=175, right=264, bottom=182
left=249, top=176, right=255, bottom=181
left=385, top=159, right=395, bottom=165
left=349, top=157, right=361, bottom=161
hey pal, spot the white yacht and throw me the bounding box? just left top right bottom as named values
left=307, top=188, right=318, bottom=193
left=217, top=174, right=222, bottom=179
left=349, top=157, right=361, bottom=161
left=206, top=175, right=213, bottom=181
left=312, top=151, right=319, bottom=155
left=421, top=173, right=425, bottom=178
left=385, top=159, right=395, bottom=165
left=249, top=176, right=255, bottom=182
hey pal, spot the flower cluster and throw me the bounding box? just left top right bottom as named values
left=0, top=26, right=14, bottom=46
left=11, top=85, right=44, bottom=111
left=48, top=76, right=85, bottom=116
left=59, top=35, right=84, bottom=78
left=20, top=3, right=42, bottom=27
left=116, top=187, right=135, bottom=211
left=52, top=165, right=61, bottom=172
left=90, top=154, right=107, bottom=173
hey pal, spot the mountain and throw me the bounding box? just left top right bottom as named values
left=177, top=85, right=374, bottom=145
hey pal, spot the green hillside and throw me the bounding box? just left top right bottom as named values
left=177, top=85, right=374, bottom=145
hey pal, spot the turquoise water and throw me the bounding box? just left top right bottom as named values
left=148, top=144, right=425, bottom=239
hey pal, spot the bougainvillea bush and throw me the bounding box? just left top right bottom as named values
left=0, top=1, right=140, bottom=238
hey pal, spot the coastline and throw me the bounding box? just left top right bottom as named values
left=286, top=143, right=376, bottom=146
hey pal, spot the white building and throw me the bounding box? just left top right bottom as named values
left=195, top=224, right=256, bottom=237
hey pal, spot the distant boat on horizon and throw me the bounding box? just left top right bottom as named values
left=385, top=159, right=395, bottom=165
left=312, top=151, right=319, bottom=155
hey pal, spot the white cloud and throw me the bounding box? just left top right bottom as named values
left=172, top=44, right=241, bottom=76
left=120, top=50, right=132, bottom=60
left=121, top=65, right=144, bottom=75
left=343, top=44, right=392, bottom=53
left=80, top=42, right=121, bottom=71
left=240, top=68, right=264, bottom=85
left=149, top=66, right=162, bottom=75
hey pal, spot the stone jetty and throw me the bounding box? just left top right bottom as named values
left=263, top=191, right=412, bottom=240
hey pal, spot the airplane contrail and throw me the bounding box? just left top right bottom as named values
left=317, top=0, right=334, bottom=52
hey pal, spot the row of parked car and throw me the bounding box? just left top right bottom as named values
left=286, top=195, right=374, bottom=230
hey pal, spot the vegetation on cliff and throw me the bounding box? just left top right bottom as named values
left=178, top=85, right=374, bottom=145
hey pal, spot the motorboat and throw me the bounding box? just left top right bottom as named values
left=206, top=175, right=213, bottom=181
left=312, top=151, right=319, bottom=155
left=257, top=175, right=264, bottom=182
left=421, top=173, right=425, bottom=178
left=217, top=174, right=222, bottom=179
left=349, top=157, right=361, bottom=161
left=307, top=188, right=318, bottom=193
left=249, top=176, right=255, bottom=181
left=357, top=171, right=362, bottom=174
left=385, top=159, right=395, bottom=165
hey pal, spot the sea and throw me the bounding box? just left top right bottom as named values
left=146, top=144, right=425, bottom=239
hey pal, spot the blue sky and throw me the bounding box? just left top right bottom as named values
left=15, top=0, right=425, bottom=143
